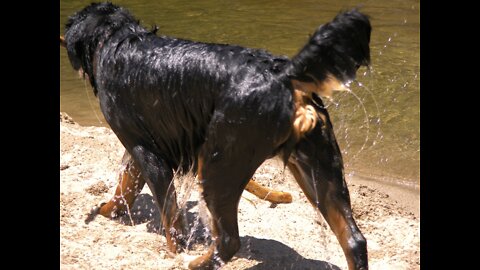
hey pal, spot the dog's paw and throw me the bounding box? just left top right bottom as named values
left=84, top=203, right=106, bottom=224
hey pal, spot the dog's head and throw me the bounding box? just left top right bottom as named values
left=289, top=10, right=371, bottom=96
left=63, top=2, right=137, bottom=92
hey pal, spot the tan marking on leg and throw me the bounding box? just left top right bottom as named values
left=188, top=246, right=216, bottom=269
left=159, top=186, right=185, bottom=254
left=161, top=155, right=187, bottom=254
left=197, top=156, right=203, bottom=181
left=189, top=155, right=220, bottom=269
left=195, top=155, right=205, bottom=197
left=163, top=202, right=181, bottom=254
left=99, top=158, right=145, bottom=218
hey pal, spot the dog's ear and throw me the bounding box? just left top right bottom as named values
left=64, top=27, right=87, bottom=71
left=63, top=2, right=121, bottom=72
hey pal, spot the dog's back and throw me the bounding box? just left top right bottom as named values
left=99, top=34, right=295, bottom=171
left=65, top=3, right=295, bottom=171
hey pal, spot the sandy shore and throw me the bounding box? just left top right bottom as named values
left=60, top=112, right=419, bottom=270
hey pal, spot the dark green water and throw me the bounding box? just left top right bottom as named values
left=60, top=0, right=419, bottom=189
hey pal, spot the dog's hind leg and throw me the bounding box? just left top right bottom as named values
left=287, top=125, right=368, bottom=270
left=189, top=151, right=264, bottom=269
left=129, top=146, right=186, bottom=254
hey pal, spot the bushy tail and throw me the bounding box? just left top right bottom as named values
left=286, top=9, right=371, bottom=84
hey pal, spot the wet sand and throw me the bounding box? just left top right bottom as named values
left=349, top=176, right=419, bottom=218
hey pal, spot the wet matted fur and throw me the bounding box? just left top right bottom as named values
left=61, top=3, right=371, bottom=269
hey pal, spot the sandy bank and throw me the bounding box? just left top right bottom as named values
left=60, top=112, right=419, bottom=270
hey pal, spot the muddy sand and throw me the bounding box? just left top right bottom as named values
left=60, top=113, right=419, bottom=270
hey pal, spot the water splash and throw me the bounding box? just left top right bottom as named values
left=185, top=199, right=210, bottom=249
left=311, top=167, right=320, bottom=207
left=353, top=80, right=383, bottom=149
left=325, top=66, right=384, bottom=167
left=119, top=182, right=135, bottom=226
left=337, top=88, right=371, bottom=161
left=167, top=172, right=213, bottom=254
left=171, top=172, right=197, bottom=223
left=377, top=33, right=396, bottom=57
left=114, top=161, right=136, bottom=225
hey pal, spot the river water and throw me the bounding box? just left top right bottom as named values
left=60, top=0, right=419, bottom=190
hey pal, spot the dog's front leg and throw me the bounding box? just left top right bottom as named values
left=129, top=146, right=186, bottom=254
left=99, top=150, right=146, bottom=219
left=85, top=150, right=186, bottom=248
left=84, top=150, right=146, bottom=224
left=287, top=122, right=368, bottom=270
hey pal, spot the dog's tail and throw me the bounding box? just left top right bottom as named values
left=286, top=9, right=371, bottom=87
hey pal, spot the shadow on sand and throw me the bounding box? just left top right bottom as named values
left=109, top=194, right=340, bottom=270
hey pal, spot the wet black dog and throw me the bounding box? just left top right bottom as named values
left=61, top=2, right=371, bottom=269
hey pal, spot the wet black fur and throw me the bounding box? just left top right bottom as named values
left=64, top=2, right=370, bottom=172
left=63, top=2, right=371, bottom=268
left=287, top=10, right=371, bottom=83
